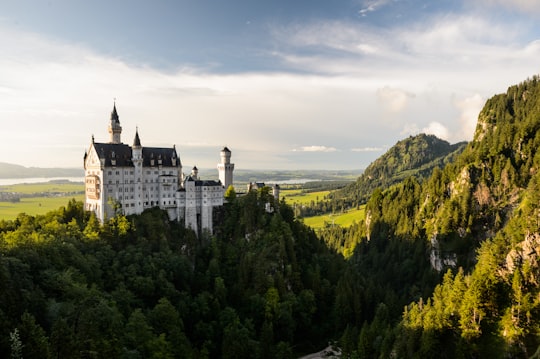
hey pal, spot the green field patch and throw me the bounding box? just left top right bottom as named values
left=0, top=181, right=85, bottom=220
left=303, top=206, right=365, bottom=229
left=0, top=181, right=84, bottom=194
left=282, top=190, right=330, bottom=205
left=0, top=195, right=85, bottom=220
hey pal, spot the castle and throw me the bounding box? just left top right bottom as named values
left=84, top=104, right=234, bottom=235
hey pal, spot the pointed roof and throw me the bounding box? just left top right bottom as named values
left=221, top=146, right=231, bottom=153
left=133, top=127, right=141, bottom=147
left=110, top=102, right=120, bottom=124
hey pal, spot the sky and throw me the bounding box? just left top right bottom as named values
left=1, top=0, right=540, bottom=171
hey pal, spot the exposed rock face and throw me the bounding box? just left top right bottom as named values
left=429, top=233, right=457, bottom=272
left=504, top=232, right=540, bottom=275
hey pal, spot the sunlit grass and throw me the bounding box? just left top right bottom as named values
left=282, top=189, right=330, bottom=205
left=0, top=182, right=85, bottom=220
left=0, top=182, right=83, bottom=194
left=0, top=195, right=85, bottom=220
left=303, top=206, right=365, bottom=229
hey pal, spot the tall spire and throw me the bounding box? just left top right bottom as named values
left=111, top=102, right=119, bottom=123
left=108, top=101, right=122, bottom=144
left=133, top=126, right=141, bottom=147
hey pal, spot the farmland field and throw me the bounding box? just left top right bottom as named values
left=281, top=189, right=331, bottom=205
left=303, top=206, right=365, bottom=229
left=0, top=181, right=84, bottom=220
left=281, top=189, right=365, bottom=229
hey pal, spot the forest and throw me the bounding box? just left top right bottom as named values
left=2, top=76, right=540, bottom=358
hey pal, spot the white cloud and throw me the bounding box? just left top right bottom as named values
left=293, top=146, right=338, bottom=153
left=476, top=0, right=540, bottom=14
left=453, top=94, right=485, bottom=141
left=376, top=87, right=415, bottom=113
left=422, top=122, right=450, bottom=141
left=359, top=0, right=392, bottom=16
left=399, top=121, right=450, bottom=141
left=351, top=147, right=383, bottom=152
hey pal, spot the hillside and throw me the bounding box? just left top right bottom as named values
left=328, top=133, right=466, bottom=207
left=0, top=162, right=83, bottom=179
left=319, top=75, right=540, bottom=357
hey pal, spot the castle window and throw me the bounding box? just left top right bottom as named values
left=108, top=171, right=112, bottom=175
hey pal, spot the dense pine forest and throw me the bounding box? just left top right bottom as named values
left=2, top=76, right=540, bottom=358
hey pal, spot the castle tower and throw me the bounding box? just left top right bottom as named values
left=132, top=128, right=143, bottom=213
left=217, top=147, right=234, bottom=189
left=108, top=103, right=122, bottom=144
left=272, top=184, right=280, bottom=201
left=191, top=166, right=198, bottom=180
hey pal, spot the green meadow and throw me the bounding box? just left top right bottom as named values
left=281, top=189, right=331, bottom=205
left=0, top=182, right=83, bottom=194
left=282, top=189, right=365, bottom=229
left=0, top=182, right=84, bottom=220
left=303, top=206, right=365, bottom=229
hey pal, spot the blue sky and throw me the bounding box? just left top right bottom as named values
left=1, top=0, right=540, bottom=171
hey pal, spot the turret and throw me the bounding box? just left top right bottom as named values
left=217, top=147, right=234, bottom=189
left=132, top=128, right=143, bottom=213
left=108, top=103, right=122, bottom=144
left=132, top=127, right=142, bottom=160
left=191, top=166, right=198, bottom=180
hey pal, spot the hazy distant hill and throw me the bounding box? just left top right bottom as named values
left=328, top=133, right=466, bottom=206
left=0, top=161, right=359, bottom=183
left=197, top=168, right=362, bottom=184
left=0, top=162, right=84, bottom=179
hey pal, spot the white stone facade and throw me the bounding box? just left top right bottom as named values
left=84, top=105, right=233, bottom=235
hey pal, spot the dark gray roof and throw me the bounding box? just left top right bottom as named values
left=222, top=146, right=231, bottom=153
left=142, top=147, right=179, bottom=167
left=94, top=143, right=133, bottom=167
left=92, top=143, right=179, bottom=168
left=133, top=130, right=141, bottom=147
left=195, top=180, right=222, bottom=186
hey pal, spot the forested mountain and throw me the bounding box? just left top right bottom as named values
left=328, top=134, right=466, bottom=207
left=320, top=76, right=540, bottom=357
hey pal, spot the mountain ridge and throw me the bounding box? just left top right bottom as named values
left=0, top=162, right=84, bottom=179
left=328, top=133, right=466, bottom=207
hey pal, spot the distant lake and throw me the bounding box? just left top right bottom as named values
left=0, top=177, right=84, bottom=186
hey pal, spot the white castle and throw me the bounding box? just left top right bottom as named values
left=84, top=104, right=234, bottom=235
